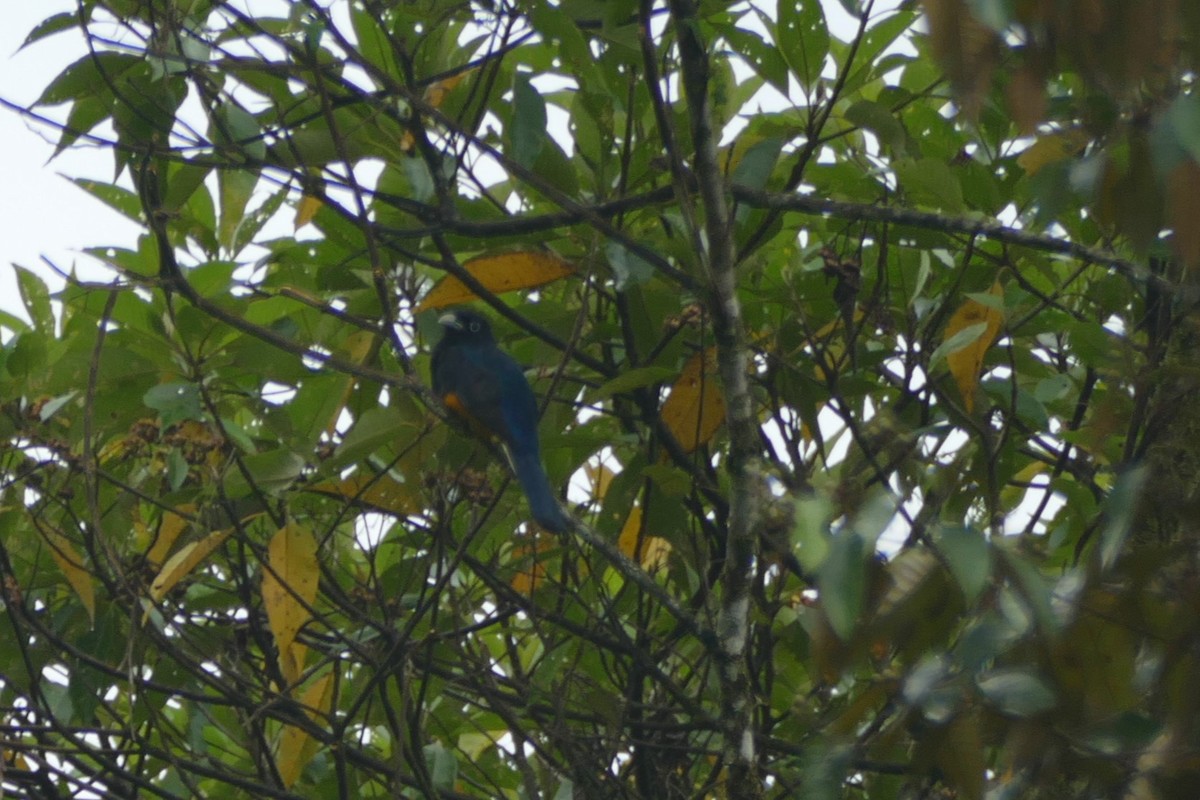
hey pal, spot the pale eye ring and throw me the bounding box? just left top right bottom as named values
left=469, top=321, right=481, bottom=332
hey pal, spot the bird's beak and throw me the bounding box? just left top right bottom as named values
left=438, top=313, right=462, bottom=331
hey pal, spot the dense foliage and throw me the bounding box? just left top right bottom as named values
left=3, top=1, right=1200, bottom=798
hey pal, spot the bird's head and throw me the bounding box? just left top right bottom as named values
left=437, top=309, right=495, bottom=343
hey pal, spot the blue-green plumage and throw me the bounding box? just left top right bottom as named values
left=431, top=309, right=570, bottom=533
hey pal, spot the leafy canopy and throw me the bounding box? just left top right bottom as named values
left=3, top=1, right=1200, bottom=798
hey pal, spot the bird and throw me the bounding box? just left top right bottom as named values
left=431, top=309, right=571, bottom=533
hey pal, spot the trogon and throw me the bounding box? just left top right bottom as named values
left=431, top=309, right=571, bottom=533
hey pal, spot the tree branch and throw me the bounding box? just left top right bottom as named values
left=668, top=0, right=763, bottom=795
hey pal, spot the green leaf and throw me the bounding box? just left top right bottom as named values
left=777, top=0, right=829, bottom=90
left=20, top=12, right=77, bottom=50
left=424, top=741, right=458, bottom=790
left=510, top=73, right=548, bottom=168
left=818, top=531, right=866, bottom=640
left=902, top=654, right=959, bottom=723
left=592, top=367, right=676, bottom=401
left=640, top=464, right=692, bottom=496
left=38, top=391, right=79, bottom=422
left=605, top=241, right=655, bottom=289
left=14, top=266, right=53, bottom=336
left=731, top=137, right=784, bottom=190
left=37, top=52, right=141, bottom=106
left=981, top=378, right=1049, bottom=429
left=235, top=187, right=288, bottom=255
left=1097, top=465, right=1147, bottom=571
left=976, top=668, right=1056, bottom=717
left=144, top=382, right=205, bottom=427
left=167, top=448, right=189, bottom=491
left=792, top=494, right=832, bottom=572
left=8, top=332, right=48, bottom=379
left=531, top=136, right=580, bottom=196
left=954, top=614, right=1020, bottom=672
left=527, top=4, right=605, bottom=90
left=401, top=155, right=436, bottom=203
left=720, top=24, right=790, bottom=95
left=71, top=179, right=144, bottom=223
left=966, top=0, right=1013, bottom=32
left=219, top=104, right=267, bottom=161
left=894, top=157, right=965, bottom=212
left=333, top=406, right=411, bottom=467
left=350, top=2, right=399, bottom=78
left=998, top=547, right=1058, bottom=634
left=56, top=93, right=114, bottom=156
left=1033, top=373, right=1073, bottom=403
left=929, top=321, right=987, bottom=367
left=0, top=308, right=31, bottom=335
left=1083, top=712, right=1162, bottom=756
left=288, top=373, right=353, bottom=449
left=795, top=737, right=854, bottom=800
left=219, top=170, right=259, bottom=251
left=845, top=100, right=907, bottom=153
left=223, top=449, right=307, bottom=498
left=163, top=162, right=212, bottom=213
left=112, top=72, right=185, bottom=146
left=1065, top=320, right=1113, bottom=367
left=937, top=525, right=990, bottom=603
left=1166, top=94, right=1200, bottom=164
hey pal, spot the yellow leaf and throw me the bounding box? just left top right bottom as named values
left=1001, top=460, right=1049, bottom=508
left=510, top=533, right=554, bottom=595
left=1016, top=129, right=1089, bottom=176
left=150, top=528, right=234, bottom=602
left=308, top=473, right=421, bottom=515
left=415, top=252, right=574, bottom=312
left=277, top=673, right=334, bottom=789
left=39, top=527, right=95, bottom=625
left=294, top=194, right=322, bottom=230
left=1012, top=460, right=1046, bottom=485
left=423, top=69, right=473, bottom=109
left=944, top=280, right=1004, bottom=413
left=263, top=522, right=320, bottom=686
left=811, top=307, right=865, bottom=341
left=616, top=507, right=672, bottom=570
left=145, top=504, right=196, bottom=568
left=96, top=436, right=131, bottom=463
left=661, top=347, right=725, bottom=453
left=400, top=70, right=476, bottom=152
left=458, top=730, right=503, bottom=761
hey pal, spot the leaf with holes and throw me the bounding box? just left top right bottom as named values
left=777, top=0, right=828, bottom=90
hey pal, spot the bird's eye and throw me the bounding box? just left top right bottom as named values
left=469, top=321, right=481, bottom=332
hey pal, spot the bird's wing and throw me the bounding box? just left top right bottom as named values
left=436, top=342, right=523, bottom=442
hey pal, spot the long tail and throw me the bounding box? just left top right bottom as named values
left=510, top=445, right=571, bottom=533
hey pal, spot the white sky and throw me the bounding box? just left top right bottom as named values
left=1, top=2, right=142, bottom=316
